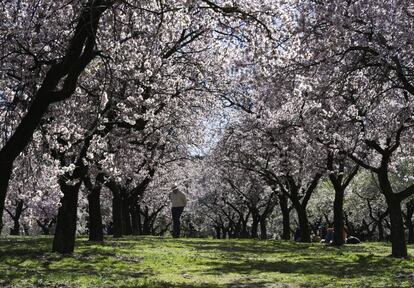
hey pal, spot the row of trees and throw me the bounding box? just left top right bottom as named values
left=1, top=0, right=414, bottom=258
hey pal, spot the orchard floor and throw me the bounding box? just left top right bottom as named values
left=0, top=237, right=414, bottom=288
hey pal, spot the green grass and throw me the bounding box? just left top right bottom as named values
left=0, top=236, right=414, bottom=287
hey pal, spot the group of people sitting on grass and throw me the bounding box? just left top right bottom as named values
left=294, top=226, right=361, bottom=244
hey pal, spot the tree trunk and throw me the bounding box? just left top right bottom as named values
left=52, top=182, right=81, bottom=254
left=130, top=203, right=140, bottom=235
left=251, top=214, right=259, bottom=238
left=333, top=188, right=345, bottom=246
left=296, top=204, right=311, bottom=243
left=112, top=192, right=123, bottom=238
left=407, top=219, right=414, bottom=244
left=87, top=187, right=103, bottom=242
left=10, top=200, right=25, bottom=236
left=386, top=196, right=407, bottom=257
left=378, top=220, right=385, bottom=241
left=241, top=218, right=249, bottom=238
left=215, top=226, right=221, bottom=239
left=0, top=163, right=13, bottom=233
left=278, top=194, right=291, bottom=240
left=122, top=195, right=132, bottom=235
left=260, top=217, right=267, bottom=240
left=405, top=201, right=414, bottom=244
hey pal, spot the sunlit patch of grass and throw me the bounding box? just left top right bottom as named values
left=0, top=236, right=413, bottom=287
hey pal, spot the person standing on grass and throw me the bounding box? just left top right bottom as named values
left=169, top=183, right=187, bottom=238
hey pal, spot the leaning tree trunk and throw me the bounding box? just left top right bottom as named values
left=278, top=194, right=291, bottom=240
left=333, top=188, right=345, bottom=246
left=87, top=187, right=103, bottom=242
left=0, top=0, right=112, bottom=235
left=52, top=182, right=82, bottom=254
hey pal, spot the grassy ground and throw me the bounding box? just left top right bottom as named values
left=0, top=236, right=413, bottom=287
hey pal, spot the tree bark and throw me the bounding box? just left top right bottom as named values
left=260, top=217, right=267, bottom=240
left=407, top=219, right=414, bottom=244
left=333, top=188, right=345, bottom=246
left=251, top=214, right=259, bottom=238
left=0, top=163, right=13, bottom=233
left=278, top=194, right=291, bottom=240
left=52, top=181, right=81, bottom=254
left=112, top=192, right=123, bottom=238
left=378, top=220, right=385, bottom=241
left=386, top=196, right=407, bottom=257
left=122, top=195, right=132, bottom=235
left=9, top=200, right=25, bottom=236
left=295, top=204, right=311, bottom=243
left=87, top=187, right=103, bottom=242
left=130, top=203, right=140, bottom=235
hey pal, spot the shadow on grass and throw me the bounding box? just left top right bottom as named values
left=202, top=254, right=398, bottom=279
left=0, top=237, right=153, bottom=287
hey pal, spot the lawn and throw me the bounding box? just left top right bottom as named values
left=0, top=236, right=413, bottom=287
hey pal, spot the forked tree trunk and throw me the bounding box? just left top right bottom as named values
left=9, top=200, right=25, bottom=236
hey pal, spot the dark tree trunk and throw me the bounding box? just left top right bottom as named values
left=386, top=196, right=407, bottom=257
left=122, top=196, right=132, bottom=235
left=333, top=189, right=345, bottom=246
left=130, top=203, right=140, bottom=235
left=9, top=200, right=25, bottom=236
left=87, top=187, right=103, bottom=242
left=52, top=182, right=81, bottom=254
left=260, top=217, right=267, bottom=240
left=215, top=226, right=221, bottom=239
left=137, top=205, right=142, bottom=235
left=378, top=220, right=385, bottom=241
left=241, top=218, right=249, bottom=238
left=279, top=194, right=291, bottom=240
left=112, top=192, right=123, bottom=238
left=0, top=163, right=13, bottom=233
left=407, top=219, right=414, bottom=244
left=251, top=214, right=259, bottom=238
left=10, top=219, right=20, bottom=236
left=405, top=200, right=414, bottom=244
left=296, top=204, right=311, bottom=243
